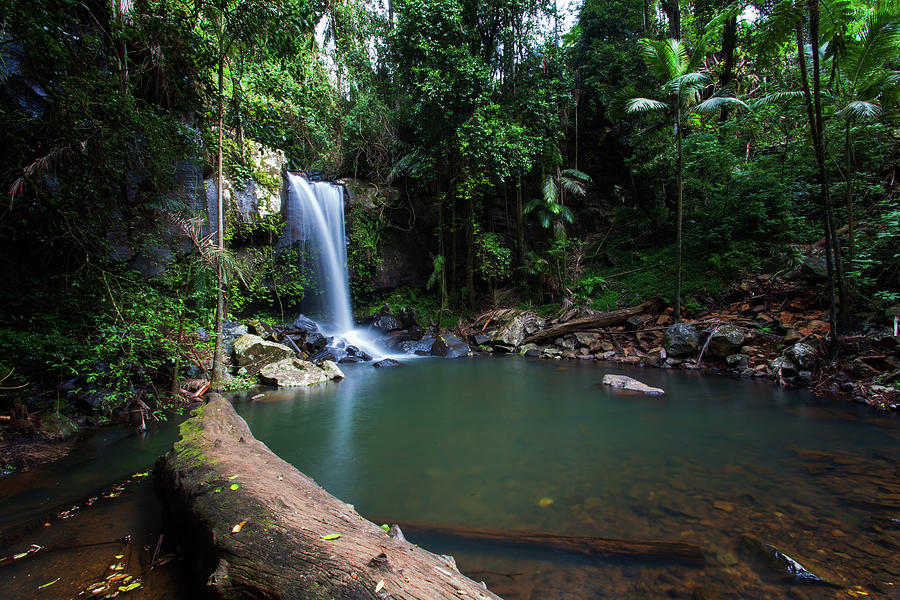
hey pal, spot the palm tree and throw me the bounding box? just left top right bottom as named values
left=624, top=38, right=747, bottom=321
left=525, top=145, right=591, bottom=240
left=832, top=12, right=900, bottom=263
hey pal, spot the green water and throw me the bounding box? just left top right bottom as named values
left=232, top=357, right=900, bottom=599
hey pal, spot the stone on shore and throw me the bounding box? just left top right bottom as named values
left=234, top=334, right=295, bottom=375
left=602, top=374, right=665, bottom=396
left=320, top=360, right=345, bottom=380
left=663, top=323, right=699, bottom=357
left=259, top=357, right=328, bottom=387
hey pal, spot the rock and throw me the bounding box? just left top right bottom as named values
left=541, top=347, right=562, bottom=359
left=726, top=354, right=749, bottom=370
left=783, top=328, right=803, bottom=344
left=740, top=535, right=840, bottom=586
left=373, top=314, right=401, bottom=332
left=222, top=321, right=249, bottom=359
left=247, top=319, right=277, bottom=341
left=625, top=315, right=645, bottom=330
left=601, top=374, right=665, bottom=396
left=798, top=256, right=829, bottom=281
left=292, top=314, right=319, bottom=333
left=663, top=323, right=699, bottom=357
left=304, top=332, right=329, bottom=353
left=473, top=333, right=492, bottom=346
left=39, top=411, right=79, bottom=440
left=321, top=360, right=345, bottom=380
left=642, top=347, right=666, bottom=368
left=523, top=348, right=540, bottom=358
left=769, top=356, right=799, bottom=377
left=400, top=325, right=425, bottom=342
left=706, top=324, right=747, bottom=359
left=259, top=358, right=328, bottom=387
left=234, top=334, right=295, bottom=375
left=373, top=358, right=402, bottom=368
left=788, top=342, right=818, bottom=370
left=555, top=336, right=576, bottom=350
left=397, top=307, right=419, bottom=329
left=491, top=312, right=542, bottom=350
left=430, top=334, right=470, bottom=358
left=519, top=343, right=538, bottom=354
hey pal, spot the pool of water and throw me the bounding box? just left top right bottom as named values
left=230, top=357, right=900, bottom=599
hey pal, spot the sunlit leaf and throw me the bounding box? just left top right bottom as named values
left=232, top=520, right=247, bottom=533
left=228, top=475, right=239, bottom=480
left=375, top=579, right=385, bottom=593
left=118, top=581, right=142, bottom=592
left=321, top=533, right=341, bottom=540
left=230, top=484, right=239, bottom=491
left=38, top=578, right=59, bottom=589
left=380, top=524, right=390, bottom=531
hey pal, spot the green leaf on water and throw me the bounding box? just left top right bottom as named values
left=118, top=581, right=142, bottom=592
left=114, top=555, right=124, bottom=559
left=228, top=475, right=239, bottom=480
left=380, top=524, right=390, bottom=531
left=230, top=484, right=239, bottom=491
left=321, top=533, right=341, bottom=541
left=215, top=488, right=222, bottom=493
left=13, top=552, right=28, bottom=560
left=38, top=578, right=59, bottom=589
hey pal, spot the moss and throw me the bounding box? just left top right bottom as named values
left=172, top=406, right=208, bottom=469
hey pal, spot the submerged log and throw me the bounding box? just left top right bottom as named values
left=382, top=520, right=704, bottom=562
left=155, top=394, right=503, bottom=600
left=523, top=302, right=654, bottom=344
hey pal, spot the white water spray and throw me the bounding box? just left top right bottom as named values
left=282, top=173, right=390, bottom=358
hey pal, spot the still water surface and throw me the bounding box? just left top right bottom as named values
left=233, top=357, right=899, bottom=599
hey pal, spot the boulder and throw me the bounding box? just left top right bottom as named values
left=726, top=354, right=749, bottom=370
left=292, top=314, right=318, bottom=333
left=430, top=334, right=470, bottom=358
left=397, top=307, right=419, bottom=329
left=234, top=334, right=295, bottom=375
left=373, top=358, right=402, bottom=368
left=706, top=324, right=747, bottom=359
left=573, top=332, right=598, bottom=348
left=373, top=314, right=401, bottom=332
left=788, top=342, right=818, bottom=370
left=490, top=312, right=542, bottom=350
left=602, top=374, right=665, bottom=396
left=223, top=321, right=249, bottom=360
left=642, top=347, right=666, bottom=368
left=320, top=360, right=345, bottom=380
left=247, top=319, right=277, bottom=341
left=798, top=256, right=829, bottom=281
left=770, top=356, right=799, bottom=377
left=39, top=411, right=79, bottom=440
left=259, top=358, right=328, bottom=387
left=555, top=336, right=576, bottom=350
left=663, top=323, right=699, bottom=357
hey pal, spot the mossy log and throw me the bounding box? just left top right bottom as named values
left=154, top=394, right=503, bottom=600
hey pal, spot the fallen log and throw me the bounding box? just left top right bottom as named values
left=155, top=394, right=503, bottom=600
left=524, top=301, right=655, bottom=344
left=380, top=520, right=704, bottom=562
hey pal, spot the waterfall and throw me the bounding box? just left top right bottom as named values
left=282, top=173, right=353, bottom=333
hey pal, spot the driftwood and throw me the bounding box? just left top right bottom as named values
left=381, top=520, right=704, bottom=562
left=524, top=301, right=654, bottom=344
left=155, top=394, right=503, bottom=600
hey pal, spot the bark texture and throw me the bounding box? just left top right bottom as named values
left=523, top=301, right=654, bottom=344
left=155, top=394, right=503, bottom=600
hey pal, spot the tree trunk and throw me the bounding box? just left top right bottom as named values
left=523, top=301, right=654, bottom=344
left=719, top=16, right=737, bottom=121
left=796, top=15, right=840, bottom=356
left=844, top=122, right=855, bottom=263
left=155, top=395, right=504, bottom=600
left=674, top=97, right=683, bottom=322
left=515, top=174, right=524, bottom=281
left=466, top=192, right=475, bottom=310
left=210, top=30, right=227, bottom=392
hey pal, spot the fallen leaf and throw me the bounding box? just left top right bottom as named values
left=380, top=524, right=390, bottom=531
left=230, top=484, right=239, bottom=491
left=114, top=555, right=124, bottom=559
left=214, top=488, right=222, bottom=493
left=232, top=520, right=247, bottom=533
left=375, top=579, right=385, bottom=593
left=38, top=578, right=59, bottom=589
left=321, top=533, right=341, bottom=541
left=228, top=475, right=239, bottom=480
left=118, top=581, right=142, bottom=592
left=538, top=497, right=554, bottom=508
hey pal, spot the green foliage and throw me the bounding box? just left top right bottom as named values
left=347, top=208, right=386, bottom=299
left=474, top=226, right=512, bottom=285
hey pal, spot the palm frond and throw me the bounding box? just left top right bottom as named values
left=836, top=100, right=882, bottom=120
left=751, top=91, right=804, bottom=107
left=523, top=198, right=541, bottom=214
left=558, top=176, right=587, bottom=198
left=542, top=175, right=558, bottom=206
left=625, top=97, right=669, bottom=114
left=694, top=96, right=749, bottom=114
left=663, top=71, right=708, bottom=96
left=560, top=169, right=592, bottom=183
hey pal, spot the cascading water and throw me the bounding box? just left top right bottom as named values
left=281, top=173, right=389, bottom=358
left=282, top=173, right=353, bottom=333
